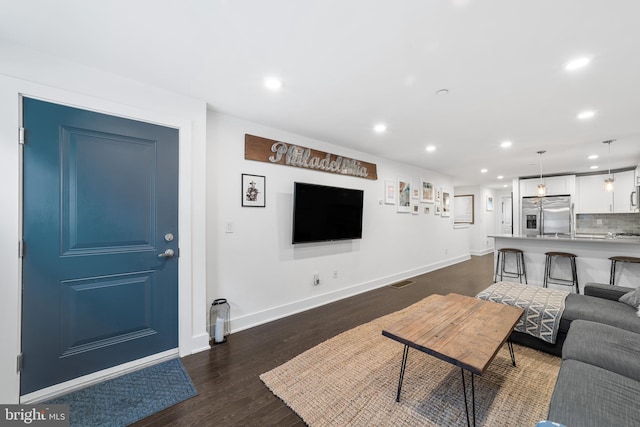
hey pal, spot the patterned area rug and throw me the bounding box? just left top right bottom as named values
left=261, top=296, right=561, bottom=426
left=477, top=282, right=569, bottom=343
left=45, top=358, right=196, bottom=427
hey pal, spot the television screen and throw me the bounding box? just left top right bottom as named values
left=292, top=182, right=364, bottom=244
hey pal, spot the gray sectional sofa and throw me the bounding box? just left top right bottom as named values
left=510, top=283, right=640, bottom=357
left=548, top=320, right=640, bottom=426
left=516, top=283, right=640, bottom=426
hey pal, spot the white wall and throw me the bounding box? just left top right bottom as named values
left=207, top=112, right=470, bottom=332
left=0, top=41, right=208, bottom=402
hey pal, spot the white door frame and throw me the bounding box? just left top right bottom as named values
left=0, top=75, right=208, bottom=403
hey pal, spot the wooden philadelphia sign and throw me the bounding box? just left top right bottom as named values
left=244, top=134, right=378, bottom=180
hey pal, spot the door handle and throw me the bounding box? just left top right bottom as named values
left=158, top=249, right=175, bottom=258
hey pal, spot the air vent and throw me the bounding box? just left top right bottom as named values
left=389, top=280, right=415, bottom=289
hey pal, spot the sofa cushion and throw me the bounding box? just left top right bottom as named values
left=619, top=286, right=640, bottom=309
left=548, top=360, right=640, bottom=427
left=562, top=320, right=640, bottom=382
left=584, top=282, right=634, bottom=301
left=560, top=293, right=640, bottom=334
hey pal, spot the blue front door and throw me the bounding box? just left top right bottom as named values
left=21, top=98, right=179, bottom=395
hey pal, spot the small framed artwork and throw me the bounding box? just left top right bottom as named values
left=397, top=177, right=411, bottom=213
left=411, top=202, right=419, bottom=215
left=486, top=195, right=494, bottom=212
left=435, top=188, right=442, bottom=203
left=435, top=204, right=441, bottom=215
left=384, top=180, right=396, bottom=204
left=420, top=179, right=434, bottom=203
left=442, top=191, right=451, bottom=217
left=424, top=206, right=430, bottom=215
left=242, top=174, right=265, bottom=207
left=412, top=185, right=420, bottom=200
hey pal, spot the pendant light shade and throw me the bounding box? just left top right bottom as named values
left=537, top=150, right=546, bottom=196
left=603, top=140, right=615, bottom=192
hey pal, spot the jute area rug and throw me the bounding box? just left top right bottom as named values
left=260, top=296, right=561, bottom=426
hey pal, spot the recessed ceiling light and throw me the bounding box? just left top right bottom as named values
left=264, top=76, right=283, bottom=91
left=577, top=110, right=596, bottom=120
left=497, top=175, right=504, bottom=180
left=588, top=154, right=598, bottom=160
left=435, top=89, right=449, bottom=96
left=565, top=57, right=591, bottom=71
left=503, top=184, right=509, bottom=188
left=373, top=123, right=387, bottom=133
left=480, top=168, right=488, bottom=174
left=500, top=141, right=512, bottom=148
left=590, top=165, right=599, bottom=170
left=425, top=145, right=436, bottom=152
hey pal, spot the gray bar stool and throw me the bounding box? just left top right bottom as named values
left=494, top=248, right=527, bottom=283
left=609, top=256, right=640, bottom=285
left=544, top=252, right=579, bottom=294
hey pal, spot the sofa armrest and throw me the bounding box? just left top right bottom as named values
left=583, top=282, right=634, bottom=301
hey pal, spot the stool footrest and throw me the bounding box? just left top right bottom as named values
left=495, top=249, right=527, bottom=285
left=544, top=253, right=579, bottom=294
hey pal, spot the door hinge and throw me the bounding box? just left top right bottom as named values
left=17, top=354, right=23, bottom=373
left=19, top=240, right=25, bottom=258
left=19, top=127, right=25, bottom=145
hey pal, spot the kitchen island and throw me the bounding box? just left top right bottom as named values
left=490, top=234, right=640, bottom=291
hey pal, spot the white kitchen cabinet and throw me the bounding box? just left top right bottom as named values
left=575, top=170, right=635, bottom=213
left=519, top=175, right=575, bottom=197
left=613, top=169, right=636, bottom=213
left=576, top=174, right=612, bottom=213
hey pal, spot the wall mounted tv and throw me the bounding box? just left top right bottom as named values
left=292, top=182, right=364, bottom=244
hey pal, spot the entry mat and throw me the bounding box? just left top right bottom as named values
left=45, top=358, right=197, bottom=426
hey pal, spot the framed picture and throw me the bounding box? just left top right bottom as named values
left=435, top=187, right=442, bottom=203
left=412, top=185, right=420, bottom=200
left=242, top=174, right=265, bottom=207
left=384, top=180, right=396, bottom=204
left=397, top=177, right=411, bottom=213
left=411, top=202, right=419, bottom=215
left=435, top=204, right=441, bottom=215
left=420, top=179, right=434, bottom=203
left=424, top=206, right=431, bottom=215
left=486, top=195, right=494, bottom=212
left=454, top=194, right=474, bottom=224
left=441, top=191, right=451, bottom=217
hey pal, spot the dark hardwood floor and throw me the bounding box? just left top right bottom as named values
left=132, top=254, right=494, bottom=426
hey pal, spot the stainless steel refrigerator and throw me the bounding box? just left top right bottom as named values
left=522, top=195, right=572, bottom=236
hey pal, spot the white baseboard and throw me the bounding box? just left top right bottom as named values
left=230, top=254, right=471, bottom=334
left=185, top=332, right=211, bottom=356
left=470, top=247, right=494, bottom=256
left=20, top=349, right=179, bottom=404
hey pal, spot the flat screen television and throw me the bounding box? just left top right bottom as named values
left=292, top=182, right=364, bottom=244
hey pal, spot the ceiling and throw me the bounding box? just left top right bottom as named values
left=2, top=0, right=640, bottom=188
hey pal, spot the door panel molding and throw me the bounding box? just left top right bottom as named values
left=60, top=270, right=158, bottom=356
left=60, top=125, right=157, bottom=255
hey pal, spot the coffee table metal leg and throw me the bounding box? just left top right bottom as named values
left=395, top=345, right=409, bottom=402
left=461, top=369, right=476, bottom=427
left=507, top=338, right=516, bottom=367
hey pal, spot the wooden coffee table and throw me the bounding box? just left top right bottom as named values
left=382, top=293, right=524, bottom=427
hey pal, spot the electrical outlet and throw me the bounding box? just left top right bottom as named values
left=225, top=222, right=234, bottom=233
left=313, top=273, right=320, bottom=286
left=333, top=270, right=338, bottom=279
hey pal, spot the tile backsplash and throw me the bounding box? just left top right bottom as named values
left=576, top=213, right=640, bottom=235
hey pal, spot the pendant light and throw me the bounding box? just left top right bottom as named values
left=537, top=150, right=546, bottom=196
left=603, top=140, right=615, bottom=192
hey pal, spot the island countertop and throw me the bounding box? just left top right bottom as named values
left=490, top=234, right=640, bottom=289
left=489, top=233, right=640, bottom=245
